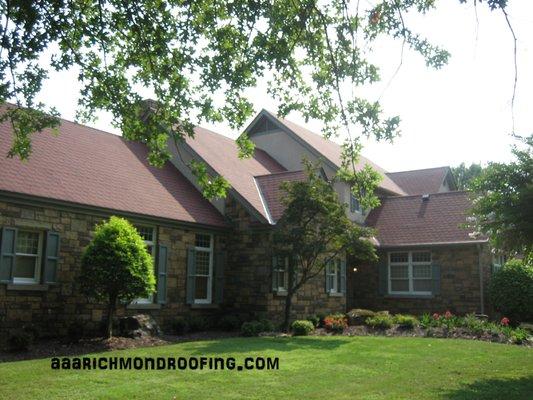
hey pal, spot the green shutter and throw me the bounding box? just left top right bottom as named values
left=214, top=251, right=225, bottom=304
left=432, top=264, right=441, bottom=295
left=0, top=227, right=17, bottom=282
left=378, top=263, right=388, bottom=295
left=340, top=259, right=347, bottom=294
left=157, top=245, right=168, bottom=304
left=271, top=256, right=278, bottom=292
left=186, top=247, right=196, bottom=304
left=325, top=261, right=331, bottom=293
left=43, top=231, right=60, bottom=283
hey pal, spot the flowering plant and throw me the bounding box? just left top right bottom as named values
left=324, top=314, right=348, bottom=334
left=432, top=313, right=440, bottom=320
left=501, top=317, right=510, bottom=326
left=444, top=310, right=453, bottom=319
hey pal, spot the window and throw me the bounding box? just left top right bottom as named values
left=326, top=259, right=342, bottom=293
left=193, top=233, right=213, bottom=304
left=132, top=225, right=155, bottom=304
left=388, top=251, right=432, bottom=295
left=492, top=254, right=507, bottom=272
left=13, top=230, right=43, bottom=283
left=272, top=256, right=289, bottom=292
left=350, top=192, right=361, bottom=213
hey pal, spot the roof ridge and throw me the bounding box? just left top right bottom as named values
left=387, top=166, right=450, bottom=175
left=254, top=170, right=304, bottom=179
left=382, top=190, right=469, bottom=200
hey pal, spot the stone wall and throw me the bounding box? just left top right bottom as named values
left=348, top=244, right=493, bottom=316
left=222, top=196, right=346, bottom=324
left=0, top=199, right=223, bottom=339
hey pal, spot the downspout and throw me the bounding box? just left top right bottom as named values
left=477, top=243, right=485, bottom=315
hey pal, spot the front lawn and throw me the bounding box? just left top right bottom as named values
left=0, top=336, right=531, bottom=399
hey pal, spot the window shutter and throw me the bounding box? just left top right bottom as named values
left=157, top=245, right=168, bottom=304
left=432, top=264, right=441, bottom=295
left=0, top=227, right=17, bottom=282
left=214, top=251, right=225, bottom=304
left=186, top=247, right=196, bottom=304
left=378, top=263, right=388, bottom=295
left=271, top=256, right=278, bottom=292
left=325, top=262, right=331, bottom=293
left=340, top=259, right=347, bottom=294
left=43, top=231, right=60, bottom=283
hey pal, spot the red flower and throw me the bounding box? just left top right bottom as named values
left=432, top=313, right=440, bottom=320
left=501, top=317, right=510, bottom=326
left=444, top=311, right=453, bottom=319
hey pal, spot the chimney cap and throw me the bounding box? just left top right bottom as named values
left=422, top=194, right=430, bottom=201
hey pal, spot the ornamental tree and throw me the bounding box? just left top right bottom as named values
left=0, top=0, right=512, bottom=205
left=468, top=135, right=533, bottom=260
left=274, top=163, right=377, bottom=332
left=80, top=216, right=155, bottom=338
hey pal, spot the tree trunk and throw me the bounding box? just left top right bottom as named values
left=283, top=291, right=293, bottom=333
left=107, top=295, right=117, bottom=339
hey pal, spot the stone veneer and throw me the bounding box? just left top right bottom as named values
left=222, top=196, right=346, bottom=323
left=0, top=198, right=224, bottom=339
left=348, top=244, right=493, bottom=316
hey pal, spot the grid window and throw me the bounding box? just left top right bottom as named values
left=326, top=259, right=341, bottom=293
left=195, top=234, right=211, bottom=249
left=13, top=231, right=42, bottom=283
left=389, top=251, right=432, bottom=295
left=194, top=234, right=213, bottom=303
left=273, top=256, right=288, bottom=292
left=132, top=225, right=155, bottom=305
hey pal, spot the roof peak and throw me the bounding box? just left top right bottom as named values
left=387, top=166, right=451, bottom=175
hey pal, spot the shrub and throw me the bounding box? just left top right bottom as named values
left=259, top=319, right=275, bottom=332
left=316, top=313, right=327, bottom=328
left=324, top=314, right=348, bottom=334
left=8, top=330, right=33, bottom=352
left=187, top=316, right=212, bottom=332
left=291, top=320, right=315, bottom=336
left=241, top=321, right=264, bottom=337
left=346, top=309, right=375, bottom=326
left=419, top=313, right=434, bottom=329
left=218, top=315, right=241, bottom=331
left=366, top=314, right=394, bottom=330
left=461, top=314, right=486, bottom=335
left=489, top=259, right=533, bottom=323
left=306, top=315, right=320, bottom=328
left=172, top=317, right=189, bottom=335
left=509, top=328, right=530, bottom=344
left=393, top=314, right=419, bottom=329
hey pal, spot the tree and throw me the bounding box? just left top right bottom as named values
left=468, top=135, right=533, bottom=260
left=80, top=216, right=155, bottom=338
left=0, top=0, right=511, bottom=205
left=452, top=162, right=484, bottom=190
left=274, top=164, right=377, bottom=331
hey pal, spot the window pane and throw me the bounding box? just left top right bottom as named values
left=16, top=231, right=39, bottom=254
left=195, top=234, right=211, bottom=248
left=195, top=250, right=210, bottom=275
left=14, top=256, right=36, bottom=279
left=135, top=226, right=154, bottom=242
left=277, top=271, right=286, bottom=289
left=391, top=279, right=409, bottom=292
left=390, top=252, right=408, bottom=263
left=413, top=264, right=431, bottom=279
left=390, top=264, right=408, bottom=279
left=350, top=193, right=360, bottom=212
left=412, top=252, right=431, bottom=263
left=413, top=279, right=432, bottom=292
left=195, top=276, right=208, bottom=299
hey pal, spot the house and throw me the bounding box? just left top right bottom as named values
left=0, top=105, right=493, bottom=338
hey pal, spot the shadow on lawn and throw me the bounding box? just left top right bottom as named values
left=443, top=376, right=533, bottom=400
left=190, top=336, right=349, bottom=355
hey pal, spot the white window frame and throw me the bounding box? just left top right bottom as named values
left=13, top=230, right=43, bottom=284
left=349, top=192, right=361, bottom=213
left=492, top=254, right=507, bottom=272
left=388, top=251, right=432, bottom=295
left=132, top=225, right=156, bottom=305
left=273, top=256, right=289, bottom=292
left=326, top=259, right=341, bottom=294
left=194, top=233, right=213, bottom=304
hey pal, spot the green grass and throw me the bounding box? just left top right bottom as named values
left=0, top=336, right=532, bottom=399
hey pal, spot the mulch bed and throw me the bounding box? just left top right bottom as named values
left=0, top=331, right=238, bottom=363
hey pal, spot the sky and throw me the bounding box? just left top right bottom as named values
left=35, top=0, right=532, bottom=173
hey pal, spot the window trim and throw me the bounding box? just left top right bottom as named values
left=273, top=256, right=289, bottom=293
left=349, top=192, right=361, bottom=214
left=326, top=259, right=341, bottom=294
left=12, top=230, right=43, bottom=284
left=492, top=254, right=507, bottom=272
left=193, top=233, right=213, bottom=304
left=388, top=251, right=432, bottom=296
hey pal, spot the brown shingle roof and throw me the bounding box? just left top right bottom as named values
left=366, top=191, right=485, bottom=247
left=386, top=166, right=453, bottom=195
left=0, top=114, right=227, bottom=227
left=259, top=110, right=406, bottom=196
left=185, top=127, right=286, bottom=222
left=255, top=170, right=306, bottom=223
